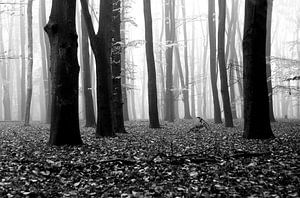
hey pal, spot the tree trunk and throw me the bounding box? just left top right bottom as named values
left=190, top=14, right=196, bottom=118
left=242, top=0, right=274, bottom=139
left=24, top=0, right=34, bottom=126
left=218, top=0, right=234, bottom=127
left=266, top=0, right=276, bottom=122
left=81, top=0, right=96, bottom=128
left=81, top=0, right=115, bottom=137
left=112, top=0, right=126, bottom=132
left=208, top=0, right=222, bottom=124
left=143, top=0, right=160, bottom=128
left=164, top=0, right=175, bottom=122
left=181, top=0, right=192, bottom=119
left=39, top=0, right=49, bottom=122
left=45, top=0, right=83, bottom=145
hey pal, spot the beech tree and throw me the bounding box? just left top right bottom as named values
left=218, top=0, right=233, bottom=127
left=81, top=0, right=115, bottom=137
left=143, top=0, right=160, bottom=128
left=208, top=0, right=222, bottom=123
left=242, top=0, right=274, bottom=139
left=164, top=0, right=175, bottom=122
left=45, top=0, right=83, bottom=145
left=112, top=0, right=126, bottom=133
left=266, top=0, right=276, bottom=122
left=80, top=0, right=96, bottom=128
left=24, top=0, right=33, bottom=126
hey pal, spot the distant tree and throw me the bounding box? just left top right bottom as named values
left=208, top=0, right=222, bottom=124
left=45, top=0, right=83, bottom=145
left=24, top=0, right=34, bottom=126
left=20, top=0, right=26, bottom=120
left=112, top=0, right=126, bottom=132
left=80, top=0, right=96, bottom=128
left=39, top=0, right=51, bottom=123
left=143, top=0, right=160, bottom=128
left=266, top=0, right=276, bottom=122
left=0, top=14, right=11, bottom=121
left=81, top=0, right=115, bottom=137
left=218, top=0, right=233, bottom=127
left=242, top=0, right=274, bottom=139
left=164, top=0, right=175, bottom=122
left=181, top=0, right=192, bottom=119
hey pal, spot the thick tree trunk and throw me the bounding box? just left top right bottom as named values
left=143, top=0, right=160, bottom=128
left=208, top=0, right=222, bottom=124
left=81, top=1, right=96, bottom=128
left=45, top=0, right=82, bottom=145
left=112, top=0, right=126, bottom=132
left=242, top=0, right=274, bottom=139
left=266, top=0, right=276, bottom=122
left=24, top=0, right=34, bottom=126
left=218, top=0, right=234, bottom=127
left=164, top=0, right=175, bottom=122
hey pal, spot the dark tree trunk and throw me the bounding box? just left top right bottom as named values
left=164, top=0, right=175, bottom=122
left=266, top=0, right=276, bottom=122
left=143, top=0, right=160, bottom=128
left=208, top=0, right=222, bottom=124
left=81, top=0, right=115, bottom=137
left=181, top=0, right=192, bottom=119
left=81, top=1, right=96, bottom=128
left=20, top=1, right=26, bottom=121
left=218, top=0, right=234, bottom=127
left=45, top=0, right=82, bottom=145
left=24, top=0, right=34, bottom=126
left=112, top=0, right=126, bottom=132
left=242, top=0, right=274, bottom=139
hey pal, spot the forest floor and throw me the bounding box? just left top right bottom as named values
left=0, top=119, right=299, bottom=198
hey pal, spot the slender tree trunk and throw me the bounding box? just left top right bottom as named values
left=24, top=0, right=34, bottom=126
left=0, top=16, right=10, bottom=121
left=190, top=14, right=196, bottom=118
left=202, top=31, right=209, bottom=118
left=81, top=0, right=96, bottom=128
left=45, top=0, right=82, bottom=145
left=218, top=0, right=233, bottom=127
left=181, top=0, right=192, bottom=119
left=242, top=0, right=274, bottom=139
left=164, top=0, right=175, bottom=122
left=208, top=0, right=222, bottom=123
left=266, top=0, right=276, bottom=122
left=143, top=0, right=160, bottom=128
left=39, top=0, right=48, bottom=122
left=121, top=0, right=129, bottom=121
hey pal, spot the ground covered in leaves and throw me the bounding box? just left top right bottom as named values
left=0, top=119, right=299, bottom=198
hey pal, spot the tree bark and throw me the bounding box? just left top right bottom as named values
left=164, top=0, right=175, bottom=122
left=81, top=0, right=115, bottom=137
left=81, top=0, right=96, bottom=128
left=143, top=0, right=161, bottom=128
left=266, top=0, right=276, bottom=122
left=218, top=0, right=233, bottom=127
left=242, top=0, right=274, bottom=139
left=45, top=0, right=83, bottom=145
left=112, top=0, right=127, bottom=132
left=24, top=0, right=34, bottom=126
left=208, top=0, right=222, bottom=124
left=181, top=0, right=192, bottom=119
left=20, top=1, right=26, bottom=121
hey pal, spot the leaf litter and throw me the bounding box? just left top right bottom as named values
left=0, top=120, right=299, bottom=197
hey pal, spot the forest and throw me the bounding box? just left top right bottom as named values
left=0, top=0, right=299, bottom=197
